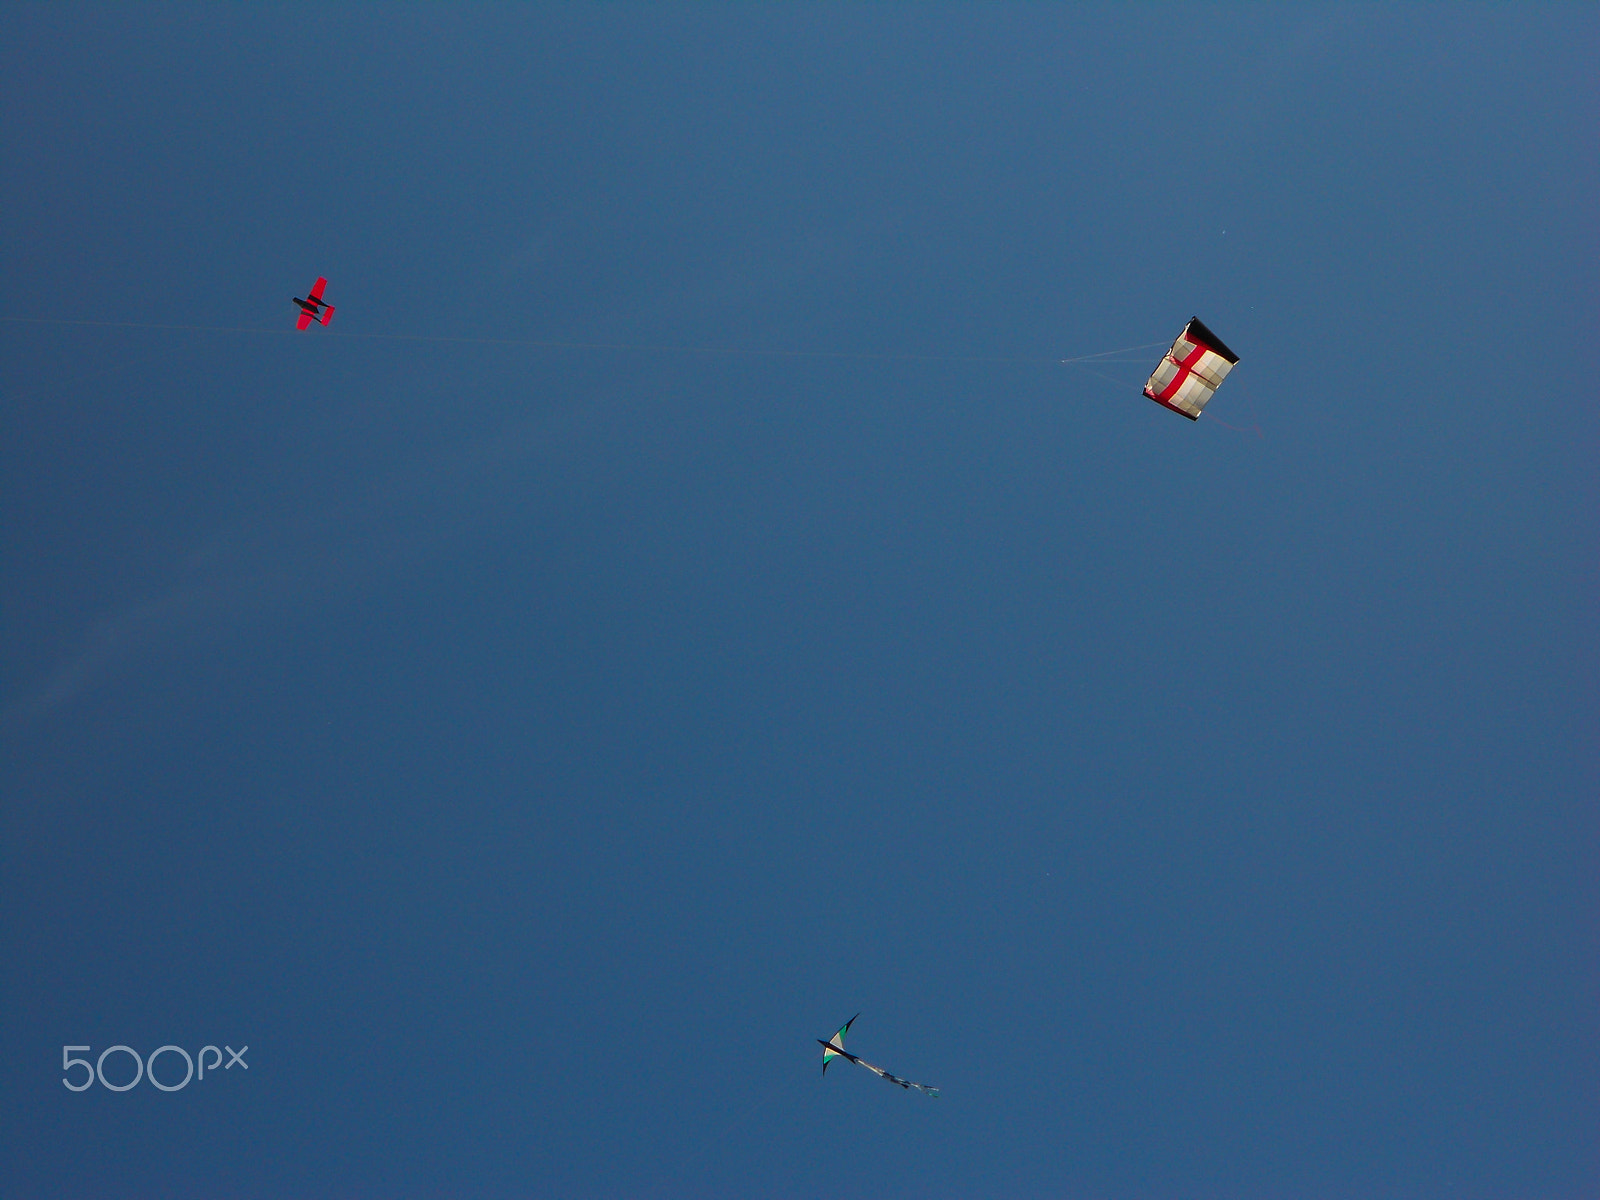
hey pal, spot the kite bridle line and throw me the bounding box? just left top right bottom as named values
left=0, top=315, right=1161, bottom=373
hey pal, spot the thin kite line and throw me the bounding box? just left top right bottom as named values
left=1062, top=362, right=1140, bottom=393
left=2, top=315, right=1162, bottom=370
left=2, top=316, right=301, bottom=337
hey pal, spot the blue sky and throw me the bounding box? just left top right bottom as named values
left=3, top=6, right=1595, bottom=1197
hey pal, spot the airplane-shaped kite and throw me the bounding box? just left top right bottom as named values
left=292, top=277, right=335, bottom=329
left=819, top=1014, right=939, bottom=1098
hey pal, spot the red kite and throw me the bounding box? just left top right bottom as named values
left=293, top=277, right=335, bottom=330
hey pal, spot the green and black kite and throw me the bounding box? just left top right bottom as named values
left=819, top=1014, right=939, bottom=1098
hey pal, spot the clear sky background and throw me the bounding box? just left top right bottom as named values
left=3, top=6, right=1595, bottom=1198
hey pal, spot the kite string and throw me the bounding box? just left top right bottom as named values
left=1202, top=412, right=1264, bottom=437
left=2, top=315, right=1164, bottom=370
left=1059, top=361, right=1139, bottom=393
left=1057, top=342, right=1166, bottom=364
left=1200, top=370, right=1265, bottom=437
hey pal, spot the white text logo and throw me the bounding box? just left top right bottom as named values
left=62, top=1044, right=248, bottom=1092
